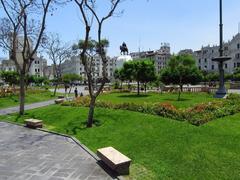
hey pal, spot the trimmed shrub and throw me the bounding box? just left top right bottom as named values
left=62, top=93, right=240, bottom=126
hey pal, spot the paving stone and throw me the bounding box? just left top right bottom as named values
left=0, top=122, right=114, bottom=180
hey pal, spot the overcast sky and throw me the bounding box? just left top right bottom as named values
left=1, top=0, right=240, bottom=61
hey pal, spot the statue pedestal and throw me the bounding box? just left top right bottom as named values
left=116, top=55, right=132, bottom=69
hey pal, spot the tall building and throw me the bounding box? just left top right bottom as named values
left=130, top=43, right=171, bottom=73
left=29, top=56, right=48, bottom=77
left=155, top=43, right=171, bottom=73
left=0, top=36, right=48, bottom=77
left=61, top=55, right=116, bottom=82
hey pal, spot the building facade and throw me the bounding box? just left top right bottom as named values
left=193, top=33, right=240, bottom=74
left=0, top=56, right=48, bottom=77
left=130, top=43, right=171, bottom=73
left=61, top=55, right=117, bottom=82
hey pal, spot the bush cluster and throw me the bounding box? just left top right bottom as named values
left=62, top=94, right=240, bottom=126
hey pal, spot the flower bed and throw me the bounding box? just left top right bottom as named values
left=61, top=94, right=240, bottom=126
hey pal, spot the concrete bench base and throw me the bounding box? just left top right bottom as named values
left=55, top=99, right=64, bottom=104
left=97, top=147, right=131, bottom=175
left=25, top=119, right=43, bottom=129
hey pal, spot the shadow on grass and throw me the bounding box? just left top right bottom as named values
left=66, top=119, right=104, bottom=135
left=163, top=98, right=190, bottom=102
left=118, top=94, right=150, bottom=98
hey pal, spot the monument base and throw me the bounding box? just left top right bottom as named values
left=214, top=88, right=228, bottom=98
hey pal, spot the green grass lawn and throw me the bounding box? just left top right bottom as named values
left=99, top=92, right=216, bottom=108
left=0, top=90, right=59, bottom=109
left=1, top=105, right=240, bottom=179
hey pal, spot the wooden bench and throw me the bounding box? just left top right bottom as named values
left=97, top=147, right=131, bottom=175
left=25, top=119, right=43, bottom=129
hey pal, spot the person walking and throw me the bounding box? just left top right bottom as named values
left=74, top=87, right=78, bottom=98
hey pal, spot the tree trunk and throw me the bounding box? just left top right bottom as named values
left=178, top=84, right=183, bottom=101
left=144, top=83, right=147, bottom=93
left=137, top=81, right=140, bottom=95
left=69, top=85, right=72, bottom=94
left=87, top=97, right=96, bottom=128
left=19, top=73, right=26, bottom=115
left=53, top=83, right=58, bottom=96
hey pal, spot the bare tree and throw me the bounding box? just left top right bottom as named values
left=0, top=0, right=58, bottom=115
left=74, top=0, right=122, bottom=127
left=44, top=33, right=72, bottom=96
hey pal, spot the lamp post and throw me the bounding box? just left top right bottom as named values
left=212, top=0, right=231, bottom=98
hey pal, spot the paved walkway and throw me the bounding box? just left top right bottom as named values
left=49, top=86, right=89, bottom=96
left=0, top=100, right=56, bottom=115
left=0, top=122, right=114, bottom=180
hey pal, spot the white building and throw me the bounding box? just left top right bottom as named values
left=0, top=56, right=48, bottom=77
left=130, top=43, right=171, bottom=73
left=0, top=36, right=48, bottom=77
left=61, top=55, right=117, bottom=82
left=193, top=33, right=240, bottom=74
left=155, top=43, right=171, bottom=73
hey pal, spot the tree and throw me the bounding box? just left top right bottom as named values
left=160, top=55, right=202, bottom=101
left=0, top=0, right=57, bottom=115
left=114, top=68, right=126, bottom=89
left=134, top=60, right=156, bottom=94
left=122, top=61, right=135, bottom=90
left=62, top=73, right=82, bottom=94
left=0, top=71, right=19, bottom=93
left=119, top=59, right=156, bottom=95
left=74, top=0, right=122, bottom=127
left=44, top=33, right=72, bottom=96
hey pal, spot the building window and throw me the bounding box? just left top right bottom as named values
left=236, top=53, right=240, bottom=59
left=204, top=65, right=207, bottom=69
left=199, top=66, right=201, bottom=70
left=35, top=69, right=37, bottom=72
left=234, top=63, right=236, bottom=68
left=198, top=59, right=201, bottom=63
left=237, top=43, right=240, bottom=49
left=204, top=59, right=207, bottom=63
left=212, top=65, right=214, bottom=70
left=237, top=63, right=240, bottom=67
left=225, top=64, right=228, bottom=69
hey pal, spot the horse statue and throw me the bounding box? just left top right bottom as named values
left=120, top=42, right=129, bottom=55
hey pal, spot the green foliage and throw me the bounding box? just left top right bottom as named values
left=204, top=72, right=219, bottom=82
left=0, top=71, right=19, bottom=86
left=73, top=38, right=109, bottom=54
left=160, top=55, right=202, bottom=86
left=160, top=55, right=202, bottom=100
left=134, top=59, right=156, bottom=84
left=115, top=59, right=156, bottom=94
left=62, top=74, right=82, bottom=85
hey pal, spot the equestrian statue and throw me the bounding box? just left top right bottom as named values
left=120, top=42, right=129, bottom=55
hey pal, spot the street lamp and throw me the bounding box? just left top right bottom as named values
left=212, top=0, right=231, bottom=98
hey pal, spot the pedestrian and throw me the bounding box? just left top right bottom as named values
left=74, top=87, right=78, bottom=98
left=80, top=92, right=83, bottom=97
left=65, top=85, right=68, bottom=94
